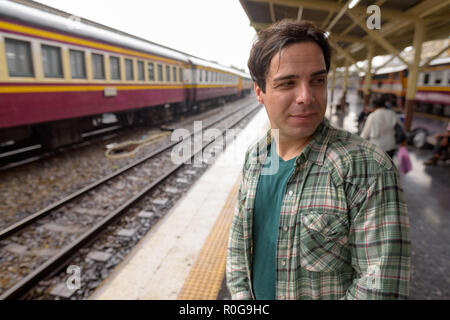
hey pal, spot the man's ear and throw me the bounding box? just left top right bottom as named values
left=254, top=82, right=264, bottom=105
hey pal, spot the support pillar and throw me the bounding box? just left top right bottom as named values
left=330, top=64, right=336, bottom=112
left=339, top=59, right=349, bottom=113
left=363, top=44, right=375, bottom=111
left=404, top=20, right=425, bottom=131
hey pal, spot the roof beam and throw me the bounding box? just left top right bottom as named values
left=341, top=21, right=356, bottom=36
left=340, top=0, right=385, bottom=36
left=269, top=2, right=276, bottom=22
left=297, top=6, right=303, bottom=21
left=379, top=0, right=450, bottom=38
left=328, top=36, right=365, bottom=73
left=251, top=22, right=370, bottom=44
left=424, top=13, right=450, bottom=24
left=420, top=44, right=450, bottom=69
left=346, top=10, right=411, bottom=67
left=410, top=0, right=450, bottom=18
left=325, top=0, right=354, bottom=32
left=321, top=11, right=334, bottom=29
left=374, top=54, right=396, bottom=73
left=250, top=0, right=418, bottom=21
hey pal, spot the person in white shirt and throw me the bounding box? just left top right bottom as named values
left=361, top=98, right=400, bottom=158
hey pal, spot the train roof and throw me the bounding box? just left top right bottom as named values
left=0, top=0, right=191, bottom=63
left=188, top=55, right=251, bottom=78
left=365, top=55, right=450, bottom=77
left=0, top=0, right=251, bottom=78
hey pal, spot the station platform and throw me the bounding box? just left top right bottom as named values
left=91, top=90, right=450, bottom=300
left=90, top=103, right=269, bottom=300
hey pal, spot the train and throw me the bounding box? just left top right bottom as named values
left=357, top=56, right=450, bottom=118
left=0, top=0, right=253, bottom=150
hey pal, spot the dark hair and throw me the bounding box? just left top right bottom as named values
left=248, top=19, right=331, bottom=93
left=372, top=98, right=386, bottom=108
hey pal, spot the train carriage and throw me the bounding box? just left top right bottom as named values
left=357, top=56, right=450, bottom=118
left=0, top=0, right=252, bottom=150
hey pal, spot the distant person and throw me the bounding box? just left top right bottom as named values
left=361, top=98, right=400, bottom=158
left=423, top=123, right=450, bottom=165
left=356, top=105, right=372, bottom=135
left=226, top=19, right=410, bottom=300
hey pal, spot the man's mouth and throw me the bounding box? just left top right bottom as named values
left=288, top=113, right=317, bottom=118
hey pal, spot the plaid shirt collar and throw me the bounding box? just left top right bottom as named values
left=249, top=117, right=332, bottom=167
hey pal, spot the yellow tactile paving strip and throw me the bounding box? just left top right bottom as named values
left=177, top=180, right=239, bottom=300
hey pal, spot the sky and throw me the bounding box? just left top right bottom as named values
left=33, top=0, right=257, bottom=73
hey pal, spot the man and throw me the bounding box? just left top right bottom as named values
left=226, top=20, right=410, bottom=300
left=361, top=98, right=400, bottom=158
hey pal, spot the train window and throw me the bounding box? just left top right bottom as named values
left=206, top=71, right=209, bottom=82
left=109, top=56, right=121, bottom=80
left=166, top=65, right=171, bottom=82
left=148, top=63, right=155, bottom=81
left=434, top=71, right=442, bottom=84
left=137, top=61, right=145, bottom=81
left=172, top=66, right=177, bottom=83
left=179, top=67, right=183, bottom=83
left=70, top=50, right=86, bottom=79
left=42, top=45, right=63, bottom=78
left=157, top=64, right=163, bottom=82
left=92, top=53, right=105, bottom=79
left=125, top=58, right=134, bottom=80
left=5, top=38, right=34, bottom=77
left=423, top=73, right=430, bottom=84
left=199, top=69, right=202, bottom=82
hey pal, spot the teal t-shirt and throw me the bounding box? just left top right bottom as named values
left=251, top=142, right=296, bottom=300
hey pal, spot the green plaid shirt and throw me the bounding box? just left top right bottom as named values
left=226, top=118, right=410, bottom=300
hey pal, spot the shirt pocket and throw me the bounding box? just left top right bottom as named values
left=299, top=210, right=351, bottom=273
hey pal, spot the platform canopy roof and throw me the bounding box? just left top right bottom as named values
left=239, top=0, right=450, bottom=71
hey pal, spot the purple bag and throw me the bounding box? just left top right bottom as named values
left=397, top=146, right=412, bottom=175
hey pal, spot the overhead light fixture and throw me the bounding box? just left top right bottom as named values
left=348, top=0, right=360, bottom=9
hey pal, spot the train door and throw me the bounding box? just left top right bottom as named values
left=184, top=60, right=196, bottom=107
left=237, top=76, right=242, bottom=98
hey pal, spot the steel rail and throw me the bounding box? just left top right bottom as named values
left=0, top=102, right=261, bottom=300
left=0, top=100, right=256, bottom=241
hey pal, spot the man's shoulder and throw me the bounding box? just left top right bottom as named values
left=323, top=125, right=396, bottom=186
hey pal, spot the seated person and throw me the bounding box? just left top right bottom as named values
left=424, top=123, right=450, bottom=165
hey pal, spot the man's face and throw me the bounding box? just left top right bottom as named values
left=255, top=41, right=328, bottom=142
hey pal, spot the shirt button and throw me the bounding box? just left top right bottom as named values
left=283, top=226, right=288, bottom=232
left=280, top=295, right=285, bottom=299
left=281, top=260, right=286, bottom=266
left=288, top=190, right=293, bottom=195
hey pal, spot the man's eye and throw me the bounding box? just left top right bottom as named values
left=278, top=81, right=294, bottom=87
left=311, top=78, right=326, bottom=85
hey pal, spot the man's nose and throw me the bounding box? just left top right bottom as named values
left=295, top=82, right=314, bottom=105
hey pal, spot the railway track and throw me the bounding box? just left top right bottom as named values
left=0, top=100, right=261, bottom=299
